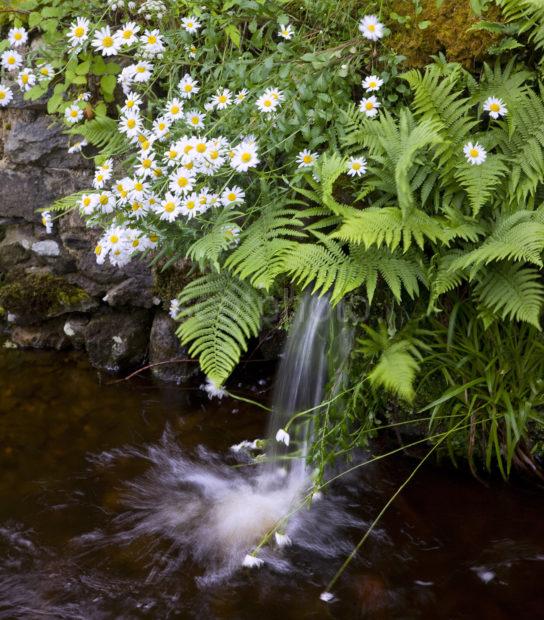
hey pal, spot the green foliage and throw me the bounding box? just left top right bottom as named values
left=175, top=272, right=265, bottom=386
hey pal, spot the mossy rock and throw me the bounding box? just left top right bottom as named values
left=153, top=258, right=193, bottom=306
left=0, top=272, right=96, bottom=323
left=387, top=0, right=502, bottom=69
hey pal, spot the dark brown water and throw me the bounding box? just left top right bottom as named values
left=1, top=347, right=544, bottom=619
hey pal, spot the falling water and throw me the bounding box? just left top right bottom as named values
left=86, top=293, right=355, bottom=583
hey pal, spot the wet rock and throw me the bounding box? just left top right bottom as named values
left=63, top=315, right=90, bottom=349
left=10, top=318, right=70, bottom=350
left=84, top=309, right=152, bottom=372
left=103, top=277, right=157, bottom=309
left=0, top=243, right=30, bottom=271
left=149, top=312, right=198, bottom=383
left=4, top=113, right=67, bottom=165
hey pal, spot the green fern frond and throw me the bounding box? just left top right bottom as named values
left=454, top=155, right=508, bottom=216
left=428, top=251, right=468, bottom=310
left=69, top=115, right=127, bottom=159
left=39, top=190, right=90, bottom=213
left=176, top=272, right=264, bottom=385
left=333, top=207, right=446, bottom=252
left=450, top=211, right=544, bottom=274
left=225, top=205, right=305, bottom=289
left=474, top=262, right=544, bottom=327
left=187, top=211, right=240, bottom=270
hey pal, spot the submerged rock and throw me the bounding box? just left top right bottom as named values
left=10, top=318, right=71, bottom=350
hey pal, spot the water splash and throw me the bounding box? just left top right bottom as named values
left=91, top=293, right=354, bottom=583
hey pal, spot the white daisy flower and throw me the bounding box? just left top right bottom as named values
left=359, top=95, right=380, bottom=117
left=67, top=139, right=88, bottom=154
left=274, top=532, right=292, bottom=547
left=231, top=141, right=260, bottom=172
left=169, top=298, right=181, bottom=319
left=0, top=83, right=14, bottom=107
left=158, top=193, right=181, bottom=222
left=93, top=168, right=111, bottom=190
left=8, top=27, right=28, bottom=47
left=222, top=224, right=241, bottom=245
left=296, top=149, right=318, bottom=168
left=117, top=22, right=140, bottom=46
left=221, top=186, right=245, bottom=207
left=97, top=191, right=116, bottom=214
left=64, top=104, right=84, bottom=124
left=463, top=142, right=487, bottom=165
left=17, top=68, right=36, bottom=92
left=79, top=193, right=99, bottom=215
left=152, top=116, right=171, bottom=139
left=264, top=87, right=285, bottom=102
left=141, top=29, right=164, bottom=54
left=483, top=96, right=507, bottom=120
left=347, top=156, right=367, bottom=177
left=165, top=97, right=184, bottom=120
left=119, top=111, right=142, bottom=138
left=41, top=211, right=53, bottom=234
left=275, top=428, right=290, bottom=446
left=202, top=377, right=228, bottom=399
left=131, top=61, right=153, bottom=82
left=185, top=110, right=205, bottom=129
left=181, top=193, right=200, bottom=218
left=169, top=169, right=196, bottom=194
left=359, top=15, right=385, bottom=41
left=179, top=73, right=199, bottom=98
left=37, top=63, right=54, bottom=81
left=181, top=16, right=201, bottom=33
left=122, top=91, right=143, bottom=113
left=234, top=88, right=249, bottom=104
left=242, top=554, right=264, bottom=569
left=255, top=92, right=279, bottom=113
left=362, top=75, right=384, bottom=92
left=128, top=178, right=149, bottom=201
left=92, top=26, right=121, bottom=56
left=67, top=17, right=90, bottom=48
left=320, top=592, right=335, bottom=603
left=1, top=50, right=23, bottom=72
left=211, top=88, right=232, bottom=110
left=278, top=23, right=294, bottom=40
left=135, top=153, right=156, bottom=178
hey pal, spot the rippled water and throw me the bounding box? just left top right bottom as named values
left=1, top=347, right=544, bottom=619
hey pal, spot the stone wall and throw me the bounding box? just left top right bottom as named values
left=0, top=93, right=197, bottom=383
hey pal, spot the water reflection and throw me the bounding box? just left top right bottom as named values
left=1, top=348, right=544, bottom=619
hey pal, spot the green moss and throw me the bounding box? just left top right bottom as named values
left=153, top=259, right=193, bottom=306
left=0, top=273, right=91, bottom=319
left=388, top=0, right=502, bottom=69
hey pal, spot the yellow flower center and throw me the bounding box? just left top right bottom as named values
left=218, top=95, right=227, bottom=103
left=210, top=150, right=219, bottom=160
left=83, top=197, right=91, bottom=206
left=470, top=148, right=479, bottom=158
left=153, top=168, right=162, bottom=177
left=109, top=235, right=119, bottom=244
left=196, top=143, right=206, bottom=153
left=241, top=152, right=252, bottom=163
left=369, top=81, right=376, bottom=88
left=102, top=36, right=114, bottom=48
left=365, top=101, right=374, bottom=110
left=74, top=26, right=85, bottom=38
left=186, top=201, right=196, bottom=210
left=149, top=234, right=159, bottom=243
left=490, top=103, right=500, bottom=112
left=303, top=154, right=313, bottom=164
left=134, top=182, right=144, bottom=191
left=0, top=92, right=5, bottom=100
left=227, top=192, right=237, bottom=202
left=127, top=100, right=134, bottom=108
left=263, top=99, right=272, bottom=107
left=170, top=105, right=180, bottom=114
left=95, top=245, right=102, bottom=255
left=127, top=119, right=136, bottom=129
left=132, top=239, right=140, bottom=248
left=8, top=56, right=16, bottom=65
left=14, top=32, right=22, bottom=40
left=99, top=195, right=109, bottom=205
left=142, top=158, right=152, bottom=168
left=70, top=109, right=78, bottom=117
left=148, top=35, right=157, bottom=44
left=184, top=161, right=194, bottom=170
left=191, top=116, right=199, bottom=124
left=40, top=68, right=49, bottom=76
left=136, top=66, right=146, bottom=73
left=123, top=30, right=133, bottom=39
left=368, top=24, right=376, bottom=32
left=132, top=202, right=142, bottom=211
left=184, top=84, right=193, bottom=92
left=168, top=150, right=178, bottom=159
left=352, top=162, right=361, bottom=170
left=177, top=177, right=188, bottom=187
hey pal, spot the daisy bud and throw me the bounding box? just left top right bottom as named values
left=242, top=554, right=264, bottom=569
left=275, top=429, right=290, bottom=446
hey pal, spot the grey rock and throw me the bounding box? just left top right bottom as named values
left=149, top=312, right=198, bottom=384
left=0, top=165, right=92, bottom=221
left=0, top=242, right=30, bottom=271
left=63, top=315, right=89, bottom=349
left=84, top=309, right=152, bottom=372
left=11, top=318, right=71, bottom=350
left=32, top=240, right=60, bottom=257
left=103, top=277, right=156, bottom=309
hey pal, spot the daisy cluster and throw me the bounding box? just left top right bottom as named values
left=0, top=27, right=55, bottom=108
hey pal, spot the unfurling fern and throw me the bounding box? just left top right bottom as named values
left=41, top=190, right=90, bottom=213
left=69, top=115, right=127, bottom=158
left=176, top=273, right=265, bottom=385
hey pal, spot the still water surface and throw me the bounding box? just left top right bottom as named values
left=1, top=348, right=544, bottom=619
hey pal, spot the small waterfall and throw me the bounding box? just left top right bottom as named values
left=265, top=293, right=350, bottom=482
left=96, top=293, right=354, bottom=582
